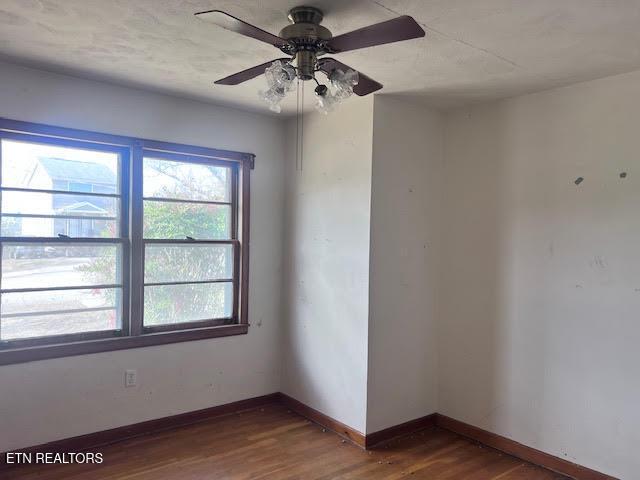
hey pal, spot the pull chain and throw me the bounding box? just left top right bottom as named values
left=295, top=78, right=305, bottom=172
left=296, top=78, right=300, bottom=171
left=300, top=81, right=304, bottom=172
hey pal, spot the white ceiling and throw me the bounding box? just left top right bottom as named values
left=1, top=0, right=640, bottom=116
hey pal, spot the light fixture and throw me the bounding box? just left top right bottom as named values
left=258, top=60, right=297, bottom=113
left=314, top=68, right=359, bottom=114
left=258, top=59, right=359, bottom=114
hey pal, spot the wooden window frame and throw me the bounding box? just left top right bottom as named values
left=0, top=117, right=253, bottom=366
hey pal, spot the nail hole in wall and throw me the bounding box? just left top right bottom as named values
left=574, top=177, right=584, bottom=185
left=620, top=172, right=628, bottom=178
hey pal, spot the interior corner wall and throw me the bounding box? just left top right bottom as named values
left=366, top=96, right=442, bottom=434
left=439, top=69, right=640, bottom=479
left=281, top=98, right=374, bottom=433
left=0, top=61, right=286, bottom=452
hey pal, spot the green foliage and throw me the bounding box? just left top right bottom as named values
left=142, top=202, right=230, bottom=325
left=143, top=202, right=228, bottom=240
left=81, top=163, right=232, bottom=326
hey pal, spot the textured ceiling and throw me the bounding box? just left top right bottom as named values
left=1, top=0, right=640, bottom=116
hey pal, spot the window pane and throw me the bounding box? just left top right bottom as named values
left=143, top=201, right=230, bottom=239
left=1, top=190, right=119, bottom=237
left=1, top=139, right=119, bottom=193
left=2, top=244, right=121, bottom=290
left=145, top=244, right=233, bottom=284
left=144, top=282, right=232, bottom=326
left=1, top=287, right=121, bottom=340
left=1, top=217, right=118, bottom=239
left=143, top=157, right=230, bottom=202
left=1, top=139, right=121, bottom=239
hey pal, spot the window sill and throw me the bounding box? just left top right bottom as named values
left=0, top=324, right=248, bottom=366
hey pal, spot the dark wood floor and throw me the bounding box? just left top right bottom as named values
left=5, top=404, right=568, bottom=479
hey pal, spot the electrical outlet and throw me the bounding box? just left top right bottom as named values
left=125, top=369, right=137, bottom=387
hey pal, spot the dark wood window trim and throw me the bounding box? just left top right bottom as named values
left=0, top=117, right=253, bottom=366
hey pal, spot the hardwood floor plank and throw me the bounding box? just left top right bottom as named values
left=3, top=404, right=569, bottom=480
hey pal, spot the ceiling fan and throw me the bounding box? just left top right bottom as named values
left=195, top=6, right=425, bottom=113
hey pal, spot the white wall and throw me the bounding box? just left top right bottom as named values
left=282, top=98, right=374, bottom=433
left=366, top=96, right=442, bottom=434
left=440, top=70, right=640, bottom=479
left=0, top=62, right=286, bottom=451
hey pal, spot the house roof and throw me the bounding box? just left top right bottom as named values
left=56, top=201, right=109, bottom=214
left=38, top=157, right=116, bottom=184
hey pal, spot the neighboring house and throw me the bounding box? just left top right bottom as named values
left=13, top=157, right=116, bottom=237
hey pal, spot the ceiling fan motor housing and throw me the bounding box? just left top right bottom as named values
left=279, top=7, right=332, bottom=80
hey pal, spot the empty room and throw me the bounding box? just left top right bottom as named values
left=0, top=1, right=637, bottom=479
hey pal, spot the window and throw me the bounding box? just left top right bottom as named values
left=141, top=155, right=237, bottom=331
left=0, top=118, right=252, bottom=364
left=1, top=138, right=124, bottom=343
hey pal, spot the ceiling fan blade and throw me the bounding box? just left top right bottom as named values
left=317, top=58, right=383, bottom=96
left=326, top=16, right=425, bottom=53
left=215, top=58, right=291, bottom=85
left=195, top=10, right=288, bottom=48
